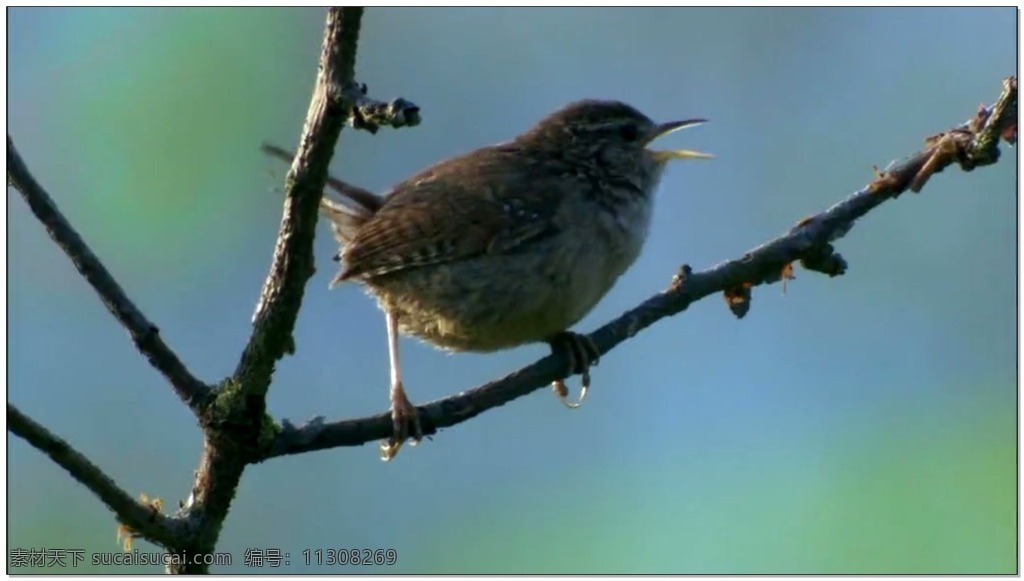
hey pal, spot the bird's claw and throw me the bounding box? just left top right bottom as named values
left=380, top=382, right=423, bottom=461
left=552, top=376, right=589, bottom=408
left=548, top=332, right=600, bottom=409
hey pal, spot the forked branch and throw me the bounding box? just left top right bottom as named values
left=9, top=7, right=420, bottom=572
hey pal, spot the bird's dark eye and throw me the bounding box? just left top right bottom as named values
left=619, top=123, right=640, bottom=142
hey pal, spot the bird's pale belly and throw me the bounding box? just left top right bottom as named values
left=364, top=231, right=639, bottom=352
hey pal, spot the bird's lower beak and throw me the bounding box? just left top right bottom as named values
left=645, top=119, right=713, bottom=162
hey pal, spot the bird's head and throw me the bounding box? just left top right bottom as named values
left=520, top=99, right=712, bottom=170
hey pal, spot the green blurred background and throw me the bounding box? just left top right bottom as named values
left=8, top=7, right=1017, bottom=574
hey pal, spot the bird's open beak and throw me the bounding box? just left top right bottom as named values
left=645, top=119, right=713, bottom=162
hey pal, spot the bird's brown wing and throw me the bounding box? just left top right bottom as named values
left=337, top=146, right=564, bottom=281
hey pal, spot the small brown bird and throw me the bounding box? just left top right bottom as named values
left=269, top=100, right=710, bottom=460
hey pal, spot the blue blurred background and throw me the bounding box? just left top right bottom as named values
left=8, top=7, right=1017, bottom=574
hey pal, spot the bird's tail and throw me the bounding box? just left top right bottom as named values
left=260, top=142, right=383, bottom=286
left=258, top=143, right=382, bottom=240
left=320, top=192, right=380, bottom=289
left=323, top=196, right=374, bottom=289
left=321, top=194, right=374, bottom=246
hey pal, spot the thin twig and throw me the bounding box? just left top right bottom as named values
left=7, top=137, right=212, bottom=414
left=263, top=76, right=1016, bottom=460
left=8, top=404, right=182, bottom=549
left=346, top=85, right=421, bottom=134
left=970, top=76, right=1017, bottom=163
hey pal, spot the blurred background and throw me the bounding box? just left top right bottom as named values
left=7, top=7, right=1017, bottom=574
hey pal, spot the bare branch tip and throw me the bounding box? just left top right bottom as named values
left=346, top=86, right=422, bottom=134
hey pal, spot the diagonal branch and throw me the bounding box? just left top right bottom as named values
left=233, top=7, right=418, bottom=399
left=232, top=7, right=356, bottom=397
left=7, top=137, right=212, bottom=414
left=169, top=8, right=421, bottom=574
left=262, top=76, right=1017, bottom=461
left=8, top=404, right=182, bottom=549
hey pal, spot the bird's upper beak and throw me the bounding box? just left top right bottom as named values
left=644, top=119, right=713, bottom=162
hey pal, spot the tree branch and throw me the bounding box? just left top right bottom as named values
left=262, top=76, right=1017, bottom=461
left=238, top=8, right=419, bottom=391
left=9, top=9, right=420, bottom=572
left=7, top=137, right=212, bottom=414
left=233, top=6, right=365, bottom=399
left=169, top=8, right=415, bottom=573
left=8, top=404, right=182, bottom=549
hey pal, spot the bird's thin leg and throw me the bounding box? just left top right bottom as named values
left=547, top=331, right=601, bottom=409
left=380, top=310, right=423, bottom=461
